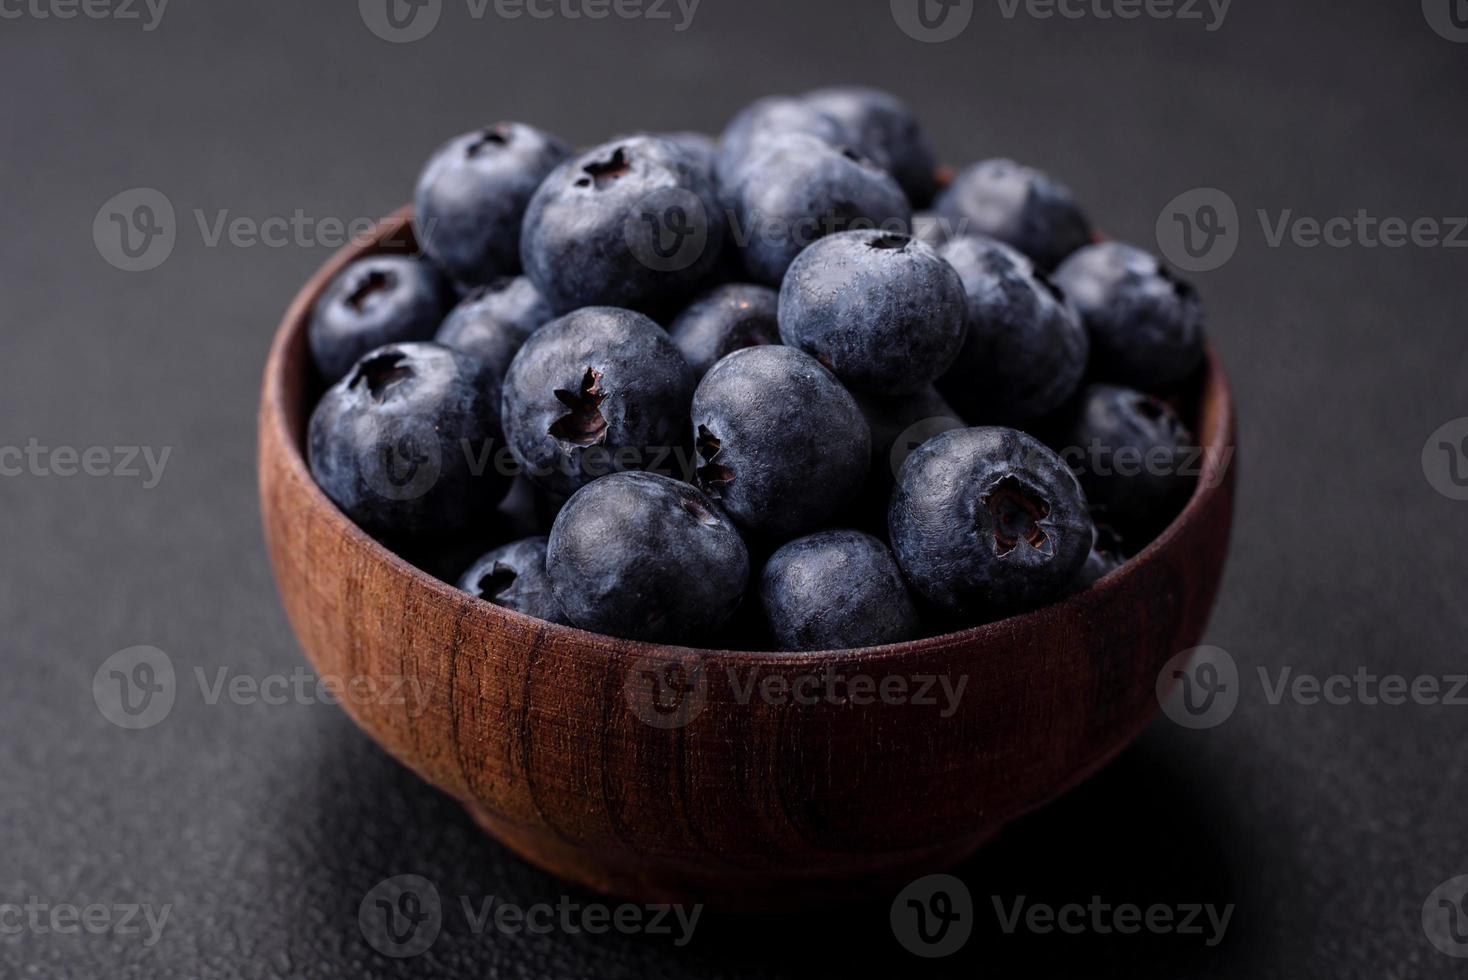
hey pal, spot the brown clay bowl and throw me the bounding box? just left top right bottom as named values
left=259, top=206, right=1236, bottom=912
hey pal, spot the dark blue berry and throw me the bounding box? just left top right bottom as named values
left=912, top=211, right=953, bottom=249
left=520, top=136, right=726, bottom=315
left=501, top=307, right=694, bottom=497
left=458, top=536, right=568, bottom=624
left=667, top=283, right=781, bottom=379
left=658, top=131, right=717, bottom=181
left=1073, top=523, right=1127, bottom=590
left=727, top=133, right=911, bottom=285
left=856, top=386, right=965, bottom=494
left=890, top=426, right=1093, bottom=614
left=308, top=342, right=509, bottom=539
left=935, top=159, right=1092, bottom=271
left=937, top=235, right=1089, bottom=424
left=308, top=255, right=448, bottom=384
left=1054, top=242, right=1205, bottom=390
left=760, top=530, right=920, bottom=651
left=546, top=472, right=749, bottom=643
left=802, top=86, right=938, bottom=206
left=714, top=95, right=854, bottom=192
left=1055, top=383, right=1196, bottom=540
left=691, top=346, right=870, bottom=538
left=434, top=276, right=552, bottom=382
left=779, top=229, right=967, bottom=394
left=414, top=123, right=569, bottom=287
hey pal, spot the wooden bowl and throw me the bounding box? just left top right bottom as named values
left=259, top=208, right=1236, bottom=911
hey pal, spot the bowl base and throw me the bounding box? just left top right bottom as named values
left=461, top=800, right=994, bottom=914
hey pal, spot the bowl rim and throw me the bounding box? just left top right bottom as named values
left=261, top=205, right=1235, bottom=666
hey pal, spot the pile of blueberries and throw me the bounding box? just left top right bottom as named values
left=306, top=87, right=1206, bottom=650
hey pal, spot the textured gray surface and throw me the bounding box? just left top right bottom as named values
left=3, top=0, right=1467, bottom=976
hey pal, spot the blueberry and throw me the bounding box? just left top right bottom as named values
left=308, top=255, right=448, bottom=384
left=802, top=86, right=938, bottom=206
left=667, top=283, right=781, bottom=379
left=1054, top=242, right=1205, bottom=390
left=308, top=342, right=509, bottom=539
left=1055, top=383, right=1195, bottom=540
left=434, top=276, right=552, bottom=381
left=546, top=472, right=749, bottom=643
left=458, top=536, right=568, bottom=624
left=501, top=306, right=694, bottom=497
left=691, top=345, right=870, bottom=539
left=935, top=159, right=1092, bottom=271
left=520, top=136, right=726, bottom=315
left=759, top=530, right=920, bottom=651
left=658, top=131, right=718, bottom=181
left=856, top=385, right=965, bottom=494
left=714, top=95, right=855, bottom=192
left=890, top=426, right=1093, bottom=614
left=779, top=229, right=967, bottom=394
left=414, top=123, right=570, bottom=287
left=1073, top=523, right=1127, bottom=590
left=911, top=211, right=953, bottom=249
left=936, top=236, right=1089, bottom=425
left=727, top=133, right=911, bottom=285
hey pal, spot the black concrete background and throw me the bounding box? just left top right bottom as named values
left=3, top=0, right=1467, bottom=976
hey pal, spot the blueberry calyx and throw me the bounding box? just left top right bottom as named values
left=465, top=125, right=511, bottom=157
left=867, top=233, right=911, bottom=251
left=548, top=367, right=608, bottom=448
left=476, top=563, right=518, bottom=603
left=695, top=425, right=735, bottom=497
left=576, top=147, right=632, bottom=189
left=345, top=269, right=395, bottom=312
left=350, top=350, right=414, bottom=401
left=680, top=496, right=720, bottom=527
left=983, top=475, right=1053, bottom=556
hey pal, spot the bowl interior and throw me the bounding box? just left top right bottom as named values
left=262, top=206, right=1234, bottom=663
